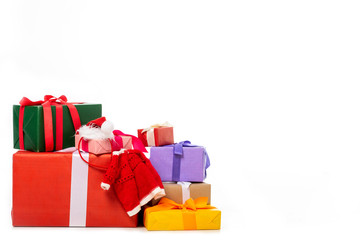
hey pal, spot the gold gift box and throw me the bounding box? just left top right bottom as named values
left=144, top=197, right=221, bottom=231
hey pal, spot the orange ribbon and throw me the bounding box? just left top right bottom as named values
left=145, top=197, right=215, bottom=230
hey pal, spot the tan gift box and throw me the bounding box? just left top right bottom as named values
left=151, top=182, right=211, bottom=205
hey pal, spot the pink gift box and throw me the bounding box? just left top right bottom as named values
left=75, top=134, right=132, bottom=155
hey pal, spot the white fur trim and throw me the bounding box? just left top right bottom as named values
left=77, top=125, right=114, bottom=140
left=101, top=182, right=110, bottom=190
left=153, top=188, right=166, bottom=200
left=139, top=186, right=166, bottom=206
left=127, top=204, right=141, bottom=217
left=113, top=149, right=126, bottom=155
left=101, top=121, right=114, bottom=134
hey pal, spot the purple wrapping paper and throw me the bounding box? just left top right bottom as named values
left=149, top=142, right=210, bottom=182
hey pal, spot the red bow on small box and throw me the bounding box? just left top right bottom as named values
left=19, top=95, right=82, bottom=152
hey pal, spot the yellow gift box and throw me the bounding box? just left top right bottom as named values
left=144, top=197, right=221, bottom=230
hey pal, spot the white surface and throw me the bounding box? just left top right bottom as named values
left=1, top=0, right=360, bottom=239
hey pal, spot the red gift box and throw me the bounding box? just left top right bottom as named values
left=138, top=124, right=174, bottom=147
left=12, top=150, right=138, bottom=227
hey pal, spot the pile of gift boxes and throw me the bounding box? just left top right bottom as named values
left=12, top=96, right=221, bottom=230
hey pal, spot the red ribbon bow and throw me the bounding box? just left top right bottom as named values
left=19, top=95, right=82, bottom=152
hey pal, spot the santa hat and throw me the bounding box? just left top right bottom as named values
left=77, top=117, right=114, bottom=140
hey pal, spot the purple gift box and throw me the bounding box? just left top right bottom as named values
left=149, top=141, right=210, bottom=182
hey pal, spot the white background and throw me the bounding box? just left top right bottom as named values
left=1, top=0, right=360, bottom=239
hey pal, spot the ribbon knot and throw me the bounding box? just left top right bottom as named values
left=141, top=121, right=172, bottom=134
left=168, top=141, right=210, bottom=182
left=147, top=197, right=215, bottom=212
left=43, top=95, right=68, bottom=104
left=173, top=141, right=191, bottom=156
left=19, top=95, right=69, bottom=107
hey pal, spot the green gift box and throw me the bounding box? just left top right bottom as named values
left=13, top=103, right=102, bottom=152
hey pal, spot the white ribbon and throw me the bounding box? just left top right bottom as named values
left=69, top=151, right=89, bottom=226
left=141, top=122, right=172, bottom=147
left=146, top=128, right=156, bottom=147
left=177, top=182, right=191, bottom=204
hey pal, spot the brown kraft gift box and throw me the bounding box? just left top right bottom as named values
left=151, top=182, right=211, bottom=205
